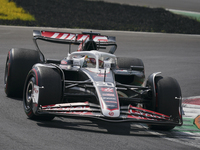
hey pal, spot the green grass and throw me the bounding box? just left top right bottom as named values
left=169, top=9, right=200, bottom=22
left=1, top=0, right=200, bottom=34
left=173, top=118, right=200, bottom=133
left=0, top=0, right=35, bottom=21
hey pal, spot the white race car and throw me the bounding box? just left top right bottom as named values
left=4, top=30, right=183, bottom=130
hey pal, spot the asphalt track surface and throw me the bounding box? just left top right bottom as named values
left=1, top=26, right=200, bottom=150
left=101, top=0, right=200, bottom=12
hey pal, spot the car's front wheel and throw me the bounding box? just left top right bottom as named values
left=148, top=76, right=182, bottom=130
left=23, top=65, right=63, bottom=121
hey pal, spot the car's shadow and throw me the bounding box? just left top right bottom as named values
left=35, top=117, right=200, bottom=140
left=8, top=96, right=199, bottom=139
left=7, top=96, right=156, bottom=136
left=35, top=117, right=159, bottom=137
left=5, top=96, right=22, bottom=101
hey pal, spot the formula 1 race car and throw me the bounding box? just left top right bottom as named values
left=4, top=30, right=183, bottom=130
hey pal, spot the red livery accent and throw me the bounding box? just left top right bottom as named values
left=40, top=31, right=108, bottom=42
left=109, top=111, right=114, bottom=116
left=129, top=109, right=161, bottom=120
left=128, top=105, right=170, bottom=121
left=129, top=105, right=170, bottom=118
left=101, top=88, right=114, bottom=92
left=77, top=34, right=89, bottom=41
left=41, top=31, right=76, bottom=41
left=34, top=88, right=39, bottom=94
left=61, top=60, right=68, bottom=64
left=41, top=31, right=55, bottom=38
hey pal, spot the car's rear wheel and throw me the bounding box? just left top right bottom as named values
left=148, top=76, right=182, bottom=130
left=23, top=65, right=63, bottom=121
left=115, top=57, right=145, bottom=85
left=117, top=57, right=144, bottom=69
left=4, top=48, right=42, bottom=98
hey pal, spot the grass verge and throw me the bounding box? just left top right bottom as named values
left=169, top=9, right=200, bottom=22
left=0, top=0, right=200, bottom=34
left=0, top=0, right=35, bottom=21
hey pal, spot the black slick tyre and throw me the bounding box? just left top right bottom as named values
left=149, top=76, right=182, bottom=131
left=23, top=65, right=63, bottom=121
left=4, top=48, right=42, bottom=98
left=117, top=57, right=144, bottom=69
left=115, top=57, right=145, bottom=85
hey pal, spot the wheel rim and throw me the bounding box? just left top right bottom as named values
left=25, top=79, right=34, bottom=110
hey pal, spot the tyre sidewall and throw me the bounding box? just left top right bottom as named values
left=149, top=76, right=182, bottom=130
left=5, top=48, right=41, bottom=97
left=156, top=77, right=182, bottom=119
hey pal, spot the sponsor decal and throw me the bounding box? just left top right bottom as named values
left=105, top=101, right=117, bottom=103
left=101, top=88, right=114, bottom=92
left=102, top=93, right=115, bottom=97
left=96, top=82, right=114, bottom=87
left=61, top=60, right=67, bottom=64
left=102, top=97, right=115, bottom=100
left=41, top=31, right=108, bottom=42
left=97, top=74, right=106, bottom=77
left=119, top=70, right=127, bottom=72
left=106, top=104, right=117, bottom=108
left=34, top=88, right=39, bottom=94
left=32, top=85, right=39, bottom=104
left=109, top=111, right=114, bottom=116
left=92, top=35, right=108, bottom=42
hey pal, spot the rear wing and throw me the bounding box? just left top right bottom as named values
left=33, top=30, right=117, bottom=54
left=33, top=30, right=116, bottom=45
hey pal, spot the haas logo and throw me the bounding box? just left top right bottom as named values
left=109, top=111, right=114, bottom=116
left=34, top=88, right=38, bottom=94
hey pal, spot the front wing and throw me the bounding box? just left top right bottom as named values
left=38, top=102, right=182, bottom=126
